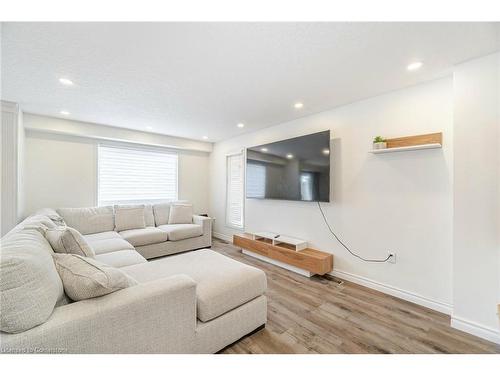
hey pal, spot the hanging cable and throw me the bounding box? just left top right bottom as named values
left=317, top=201, right=392, bottom=263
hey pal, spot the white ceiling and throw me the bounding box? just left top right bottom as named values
left=2, top=22, right=499, bottom=142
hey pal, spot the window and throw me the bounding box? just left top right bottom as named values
left=246, top=162, right=266, bottom=198
left=98, top=145, right=178, bottom=206
left=226, top=152, right=244, bottom=228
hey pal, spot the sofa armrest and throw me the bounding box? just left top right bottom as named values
left=0, top=275, right=197, bottom=354
left=193, top=215, right=212, bottom=236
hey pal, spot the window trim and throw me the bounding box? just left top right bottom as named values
left=225, top=149, right=245, bottom=230
left=97, top=142, right=179, bottom=207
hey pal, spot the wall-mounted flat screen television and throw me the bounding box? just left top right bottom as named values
left=246, top=130, right=330, bottom=202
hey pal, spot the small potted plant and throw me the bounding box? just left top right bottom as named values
left=373, top=136, right=387, bottom=150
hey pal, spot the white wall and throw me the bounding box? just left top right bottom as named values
left=23, top=114, right=210, bottom=217
left=1, top=101, right=22, bottom=235
left=210, top=78, right=454, bottom=313
left=451, top=53, right=500, bottom=343
left=24, top=132, right=98, bottom=213
left=17, top=110, right=25, bottom=220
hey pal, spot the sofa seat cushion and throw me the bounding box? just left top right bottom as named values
left=95, top=250, right=147, bottom=268
left=83, top=231, right=122, bottom=242
left=83, top=231, right=134, bottom=255
left=119, top=227, right=168, bottom=247
left=157, top=224, right=203, bottom=241
left=122, top=249, right=267, bottom=322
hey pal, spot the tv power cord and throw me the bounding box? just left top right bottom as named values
left=317, top=201, right=393, bottom=263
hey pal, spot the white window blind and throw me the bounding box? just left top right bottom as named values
left=246, top=162, right=266, bottom=199
left=226, top=152, right=244, bottom=228
left=98, top=145, right=178, bottom=206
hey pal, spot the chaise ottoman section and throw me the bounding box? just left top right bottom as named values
left=122, top=249, right=267, bottom=322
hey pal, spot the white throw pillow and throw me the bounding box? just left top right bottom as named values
left=52, top=254, right=137, bottom=301
left=153, top=203, right=171, bottom=226
left=45, top=226, right=95, bottom=258
left=144, top=204, right=155, bottom=227
left=114, top=205, right=146, bottom=232
left=168, top=204, right=193, bottom=224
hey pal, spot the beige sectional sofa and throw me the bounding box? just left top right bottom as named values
left=0, top=205, right=267, bottom=353
left=57, top=204, right=213, bottom=262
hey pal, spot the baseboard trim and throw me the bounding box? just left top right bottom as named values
left=330, top=269, right=453, bottom=315
left=451, top=315, right=500, bottom=344
left=213, top=232, right=232, bottom=242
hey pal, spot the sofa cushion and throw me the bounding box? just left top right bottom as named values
left=83, top=231, right=122, bottom=242
left=144, top=204, right=155, bottom=227
left=45, top=226, right=95, bottom=258
left=0, top=228, right=65, bottom=333
left=94, top=250, right=147, bottom=268
left=122, top=249, right=267, bottom=322
left=157, top=224, right=203, bottom=241
left=119, top=227, right=168, bottom=247
left=83, top=231, right=134, bottom=255
left=152, top=203, right=171, bottom=226
left=89, top=238, right=136, bottom=255
left=53, top=254, right=137, bottom=301
left=168, top=204, right=193, bottom=224
left=57, top=206, right=115, bottom=235
left=34, top=208, right=66, bottom=226
left=114, top=205, right=146, bottom=232
left=20, top=214, right=59, bottom=231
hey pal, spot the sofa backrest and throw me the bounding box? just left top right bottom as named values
left=57, top=203, right=191, bottom=233
left=152, top=201, right=190, bottom=226
left=57, top=206, right=115, bottom=235
left=0, top=213, right=65, bottom=334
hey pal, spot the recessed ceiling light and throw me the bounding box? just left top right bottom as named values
left=202, top=135, right=209, bottom=140
left=237, top=123, right=245, bottom=128
left=59, top=78, right=74, bottom=86
left=145, top=126, right=153, bottom=131
left=261, top=147, right=268, bottom=152
left=60, top=110, right=70, bottom=115
left=286, top=153, right=294, bottom=159
left=322, top=148, right=330, bottom=155
left=407, top=61, right=423, bottom=71
left=294, top=102, right=304, bottom=109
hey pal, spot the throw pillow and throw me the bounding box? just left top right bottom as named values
left=153, top=203, right=171, bottom=226
left=45, top=226, right=95, bottom=258
left=52, top=254, right=137, bottom=301
left=168, top=204, right=193, bottom=224
left=114, top=205, right=146, bottom=232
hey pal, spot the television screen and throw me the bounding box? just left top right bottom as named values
left=246, top=130, right=330, bottom=202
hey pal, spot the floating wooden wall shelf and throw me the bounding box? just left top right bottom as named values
left=370, top=132, right=443, bottom=154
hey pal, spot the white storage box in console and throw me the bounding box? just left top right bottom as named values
left=251, top=231, right=308, bottom=251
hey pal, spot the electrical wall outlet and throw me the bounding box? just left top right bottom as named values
left=388, top=251, right=397, bottom=264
